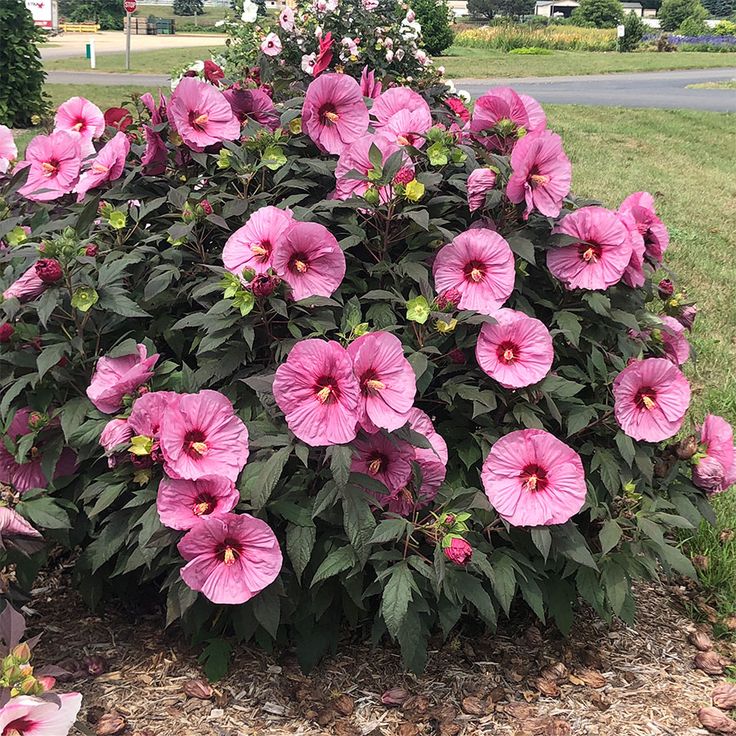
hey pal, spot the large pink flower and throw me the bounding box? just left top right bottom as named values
left=86, top=344, right=159, bottom=414
left=548, top=206, right=632, bottom=291
left=0, top=693, right=82, bottom=736
left=693, top=415, right=736, bottom=493
left=273, top=339, right=360, bottom=446
left=54, top=96, right=105, bottom=143
left=351, top=431, right=414, bottom=495
left=476, top=308, right=554, bottom=389
left=470, top=87, right=539, bottom=154
left=519, top=93, right=547, bottom=131
left=302, top=73, right=369, bottom=155
left=178, top=513, right=282, bottom=605
left=73, top=131, right=130, bottom=202
left=481, top=429, right=586, bottom=527
left=168, top=77, right=241, bottom=152
left=18, top=131, right=81, bottom=202
left=360, top=66, right=382, bottom=99
left=347, top=331, right=416, bottom=433
left=0, top=506, right=43, bottom=555
left=467, top=168, right=497, bottom=212
left=371, top=87, right=432, bottom=148
left=159, top=390, right=250, bottom=482
left=271, top=221, right=345, bottom=301
left=659, top=315, right=690, bottom=365
left=128, top=390, right=178, bottom=439
left=407, top=408, right=448, bottom=466
left=387, top=456, right=446, bottom=516
left=506, top=129, right=571, bottom=220
left=433, top=228, right=516, bottom=315
left=141, top=126, right=167, bottom=175
left=616, top=208, right=647, bottom=289
left=222, top=206, right=294, bottom=277
left=223, top=87, right=279, bottom=130
left=619, top=191, right=669, bottom=264
left=0, top=125, right=17, bottom=174
left=2, top=266, right=47, bottom=302
left=158, top=475, right=240, bottom=530
left=613, top=358, right=691, bottom=442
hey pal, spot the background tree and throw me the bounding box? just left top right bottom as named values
left=412, top=0, right=455, bottom=55
left=571, top=0, right=625, bottom=27
left=702, top=0, right=734, bottom=16
left=0, top=0, right=46, bottom=127
left=658, top=0, right=707, bottom=29
left=468, top=0, right=536, bottom=19
left=173, top=0, right=205, bottom=15
left=59, top=0, right=123, bottom=30
left=619, top=11, right=646, bottom=48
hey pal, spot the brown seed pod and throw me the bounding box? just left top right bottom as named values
left=183, top=678, right=214, bottom=700
left=689, top=630, right=714, bottom=652
left=713, top=682, right=736, bottom=710
left=698, top=706, right=736, bottom=734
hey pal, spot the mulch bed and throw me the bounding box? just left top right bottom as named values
left=27, top=564, right=728, bottom=736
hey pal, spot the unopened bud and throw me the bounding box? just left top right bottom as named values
left=95, top=712, right=127, bottom=736
left=184, top=678, right=213, bottom=700
left=11, top=643, right=31, bottom=663
left=676, top=435, right=698, bottom=460
left=381, top=687, right=410, bottom=707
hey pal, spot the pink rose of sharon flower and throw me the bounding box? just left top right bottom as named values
left=54, top=96, right=105, bottom=143
left=616, top=208, right=647, bottom=289
left=2, top=266, right=47, bottom=302
left=74, top=131, right=130, bottom=202
left=619, top=191, right=669, bottom=265
left=222, top=206, right=294, bottom=277
left=160, top=390, right=250, bottom=482
left=351, top=431, right=414, bottom=495
left=433, top=228, right=516, bottom=315
left=408, top=408, right=448, bottom=466
left=261, top=32, right=283, bottom=56
left=18, top=131, right=82, bottom=203
left=481, top=429, right=587, bottom=527
left=613, top=358, right=691, bottom=442
left=659, top=315, right=690, bottom=366
left=157, top=475, right=240, bottom=530
left=271, top=221, right=346, bottom=301
left=548, top=206, right=632, bottom=291
left=178, top=513, right=282, bottom=605
left=693, top=415, right=736, bottom=494
left=476, top=308, right=554, bottom=389
left=168, top=77, right=241, bottom=152
left=302, top=73, right=369, bottom=155
left=0, top=693, right=82, bottom=736
left=467, top=167, right=497, bottom=212
left=347, top=331, right=417, bottom=433
left=99, top=418, right=134, bottom=465
left=273, top=339, right=360, bottom=446
left=128, top=390, right=177, bottom=439
left=86, top=343, right=159, bottom=414
left=506, top=129, right=571, bottom=220
left=0, top=125, right=17, bottom=174
left=388, top=455, right=446, bottom=516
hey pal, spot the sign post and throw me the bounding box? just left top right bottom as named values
left=616, top=23, right=625, bottom=52
left=123, top=0, right=136, bottom=70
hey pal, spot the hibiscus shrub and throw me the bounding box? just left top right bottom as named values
left=0, top=60, right=731, bottom=675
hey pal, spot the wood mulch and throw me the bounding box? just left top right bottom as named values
left=26, top=565, right=731, bottom=736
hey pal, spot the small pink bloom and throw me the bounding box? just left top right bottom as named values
left=178, top=513, right=282, bottom=605
left=616, top=208, right=647, bottom=289
left=0, top=125, right=17, bottom=174
left=467, top=168, right=497, bottom=212
left=444, top=96, right=470, bottom=124
left=261, top=32, right=283, bottom=56
left=301, top=53, right=317, bottom=75
left=470, top=87, right=536, bottom=154
left=371, top=87, right=432, bottom=148
left=3, top=266, right=47, bottom=302
left=273, top=339, right=360, bottom=446
left=676, top=304, right=697, bottom=332
left=223, top=206, right=294, bottom=277
left=481, top=429, right=586, bottom=526
left=302, top=73, right=369, bottom=155
left=313, top=31, right=334, bottom=76
left=271, top=221, right=346, bottom=301
left=0, top=693, right=82, bottom=736
left=506, top=129, right=571, bottom=220
left=104, top=106, right=133, bottom=132
left=0, top=323, right=13, bottom=343
left=203, top=60, right=225, bottom=85
left=613, top=358, right=691, bottom=442
left=658, top=279, right=675, bottom=299
left=158, top=475, right=240, bottom=530
left=141, top=126, right=167, bottom=175
left=99, top=418, right=133, bottom=461
left=351, top=431, right=414, bottom=495
left=86, top=344, right=159, bottom=414
left=223, top=87, right=279, bottom=130
left=444, top=537, right=472, bottom=565
left=55, top=96, right=105, bottom=142
left=18, top=131, right=82, bottom=202
left=347, top=331, right=416, bottom=433
left=360, top=66, right=382, bottom=99
left=386, top=456, right=445, bottom=516
left=74, top=131, right=130, bottom=202
left=433, top=228, right=516, bottom=315
left=279, top=5, right=295, bottom=30
left=128, top=390, right=178, bottom=439
left=548, top=207, right=632, bottom=291
left=168, top=77, right=241, bottom=152
left=619, top=191, right=669, bottom=264
left=141, top=91, right=168, bottom=126
left=693, top=415, right=736, bottom=494
left=475, top=308, right=554, bottom=389
left=159, top=390, right=250, bottom=482
left=407, top=408, right=448, bottom=466
left=660, top=315, right=690, bottom=365
left=35, top=258, right=63, bottom=284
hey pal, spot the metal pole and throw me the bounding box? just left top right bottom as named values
left=125, top=11, right=131, bottom=70
left=90, top=37, right=96, bottom=69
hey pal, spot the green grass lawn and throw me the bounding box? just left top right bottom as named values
left=439, top=45, right=736, bottom=78
left=687, top=80, right=736, bottom=89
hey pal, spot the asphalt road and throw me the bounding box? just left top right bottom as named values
left=46, top=67, right=736, bottom=112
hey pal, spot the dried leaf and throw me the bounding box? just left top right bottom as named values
left=690, top=630, right=714, bottom=651
left=95, top=712, right=126, bottom=736
left=461, top=696, right=486, bottom=715
left=713, top=682, right=736, bottom=710
left=333, top=694, right=354, bottom=716
left=695, top=651, right=729, bottom=675
left=699, top=706, right=736, bottom=735
left=536, top=678, right=560, bottom=697
left=183, top=678, right=213, bottom=700
left=381, top=687, right=410, bottom=707
left=577, top=668, right=607, bottom=688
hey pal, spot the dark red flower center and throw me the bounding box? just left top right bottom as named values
left=288, top=252, right=310, bottom=274
left=496, top=340, right=519, bottom=365
left=3, top=717, right=35, bottom=736
left=216, top=538, right=242, bottom=566
left=41, top=159, right=60, bottom=177
left=578, top=243, right=602, bottom=264
left=397, top=132, right=417, bottom=146
left=635, top=387, right=657, bottom=411
left=463, top=260, right=486, bottom=284
left=251, top=239, right=272, bottom=262
left=520, top=463, right=548, bottom=493
left=315, top=376, right=340, bottom=405
left=360, top=370, right=385, bottom=395
left=318, top=103, right=340, bottom=126
left=192, top=493, right=215, bottom=517
left=529, top=167, right=549, bottom=188
left=189, top=110, right=209, bottom=131
left=367, top=452, right=388, bottom=475
left=184, top=429, right=209, bottom=458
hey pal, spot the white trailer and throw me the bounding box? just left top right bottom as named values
left=25, top=0, right=59, bottom=30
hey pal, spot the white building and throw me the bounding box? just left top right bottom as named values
left=534, top=0, right=644, bottom=16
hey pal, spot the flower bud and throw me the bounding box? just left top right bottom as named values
left=250, top=274, right=281, bottom=298
left=18, top=675, right=37, bottom=694
left=0, top=323, right=14, bottom=344
left=693, top=456, right=727, bottom=493
left=11, top=643, right=31, bottom=663
left=200, top=200, right=213, bottom=216
left=698, top=706, right=736, bottom=735
left=435, top=288, right=461, bottom=311
left=657, top=279, right=674, bottom=299
left=83, top=655, right=108, bottom=677
left=713, top=682, right=736, bottom=710
left=184, top=678, right=214, bottom=700
left=363, top=186, right=380, bottom=206
left=95, top=711, right=126, bottom=735
left=392, top=167, right=415, bottom=186
left=676, top=304, right=697, bottom=332
left=85, top=244, right=99, bottom=257
left=443, top=536, right=473, bottom=566
left=37, top=675, right=56, bottom=691
left=35, top=258, right=63, bottom=284
left=381, top=687, right=410, bottom=707
left=675, top=435, right=698, bottom=460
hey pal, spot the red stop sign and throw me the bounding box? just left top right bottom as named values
left=124, top=0, right=137, bottom=12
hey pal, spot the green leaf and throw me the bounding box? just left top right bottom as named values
left=381, top=562, right=414, bottom=637
left=599, top=519, right=622, bottom=555
left=286, top=523, right=316, bottom=581
left=489, top=553, right=516, bottom=616
left=370, top=518, right=412, bottom=544
left=531, top=527, right=552, bottom=562
left=614, top=432, right=636, bottom=467
left=566, top=406, right=598, bottom=436
left=60, top=397, right=91, bottom=442
left=341, top=484, right=376, bottom=560
left=554, top=311, right=582, bottom=347
left=252, top=584, right=280, bottom=638
left=329, top=444, right=352, bottom=488
left=198, top=638, right=232, bottom=682
left=252, top=446, right=292, bottom=509
left=17, top=496, right=70, bottom=530
left=592, top=448, right=620, bottom=495
left=37, top=342, right=68, bottom=380
left=311, top=545, right=356, bottom=586
left=602, top=561, right=629, bottom=616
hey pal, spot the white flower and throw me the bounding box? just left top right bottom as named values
left=315, top=25, right=323, bottom=37
left=385, top=49, right=394, bottom=62
left=215, top=19, right=226, bottom=27
left=241, top=0, right=258, bottom=23
left=301, top=52, right=317, bottom=75
left=170, top=75, right=182, bottom=91
left=445, top=79, right=456, bottom=93
left=458, top=89, right=471, bottom=103
left=437, top=65, right=445, bottom=75
left=189, top=60, right=205, bottom=73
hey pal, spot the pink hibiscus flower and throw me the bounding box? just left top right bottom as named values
left=387, top=456, right=446, bottom=516
left=659, top=316, right=690, bottom=365
left=548, top=206, right=633, bottom=291
left=475, top=308, right=554, bottom=389
left=371, top=87, right=432, bottom=148
left=273, top=339, right=360, bottom=446
left=54, top=96, right=105, bottom=145
left=158, top=475, right=240, bottom=530
left=407, top=408, right=448, bottom=466
left=222, top=206, right=294, bottom=277
left=86, top=344, right=159, bottom=414
left=0, top=693, right=82, bottom=736
left=519, top=93, right=547, bottom=131
left=481, top=429, right=587, bottom=527
left=141, top=126, right=167, bottom=175
left=261, top=32, right=283, bottom=56
left=0, top=125, right=17, bottom=174
left=347, top=331, right=417, bottom=433
left=432, top=228, right=516, bottom=315
left=619, top=191, right=669, bottom=265
left=613, top=358, right=691, bottom=442
left=128, top=390, right=178, bottom=439
left=141, top=91, right=168, bottom=126
left=2, top=266, right=47, bottom=302
left=168, top=77, right=241, bottom=152
left=178, top=513, right=282, bottom=605
left=351, top=431, right=414, bottom=495
left=0, top=506, right=43, bottom=555
left=313, top=31, right=334, bottom=76
left=506, top=129, right=571, bottom=220
left=279, top=5, right=295, bottom=30
left=302, top=73, right=369, bottom=155
left=693, top=415, right=736, bottom=494
left=467, top=168, right=497, bottom=212
left=616, top=208, right=647, bottom=289
left=18, top=131, right=82, bottom=203
left=360, top=66, right=382, bottom=99
left=99, top=418, right=134, bottom=466
left=73, top=131, right=130, bottom=202
left=470, top=87, right=535, bottom=154
left=223, top=87, right=280, bottom=130
left=159, top=390, right=250, bottom=482
left=271, top=221, right=346, bottom=301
